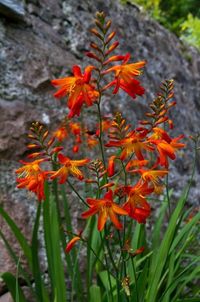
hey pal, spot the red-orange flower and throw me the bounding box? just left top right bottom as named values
left=65, top=236, right=81, bottom=253
left=69, top=122, right=81, bottom=136
left=148, top=128, right=185, bottom=167
left=103, top=78, right=145, bottom=99
left=87, top=135, right=98, bottom=149
left=102, top=53, right=146, bottom=98
left=16, top=159, right=48, bottom=201
left=53, top=126, right=68, bottom=142
left=50, top=153, right=89, bottom=184
left=122, top=182, right=153, bottom=223
left=82, top=190, right=127, bottom=231
left=136, top=169, right=168, bottom=194
left=106, top=130, right=153, bottom=160
left=51, top=65, right=99, bottom=117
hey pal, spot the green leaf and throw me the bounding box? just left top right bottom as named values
left=0, top=206, right=32, bottom=269
left=170, top=211, right=200, bottom=252
left=89, top=284, right=102, bottom=302
left=176, top=299, right=200, bottom=302
left=86, top=216, right=102, bottom=292
left=31, top=203, right=49, bottom=302
left=172, top=259, right=200, bottom=301
left=43, top=183, right=67, bottom=302
left=146, top=187, right=188, bottom=301
left=151, top=194, right=170, bottom=249
left=162, top=250, right=175, bottom=302
left=61, top=185, right=83, bottom=300
left=1, top=272, right=27, bottom=302
left=99, top=270, right=117, bottom=301
left=0, top=229, right=35, bottom=298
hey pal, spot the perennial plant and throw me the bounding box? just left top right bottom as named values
left=1, top=11, right=199, bottom=302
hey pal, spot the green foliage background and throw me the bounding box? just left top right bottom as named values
left=122, top=0, right=200, bottom=50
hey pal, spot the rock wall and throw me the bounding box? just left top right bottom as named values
left=0, top=0, right=200, bottom=299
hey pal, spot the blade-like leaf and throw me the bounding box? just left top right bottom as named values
left=0, top=229, right=34, bottom=297
left=1, top=272, right=27, bottom=302
left=0, top=206, right=32, bottom=269
left=43, top=183, right=67, bottom=302
left=31, top=203, right=49, bottom=302
left=146, top=188, right=188, bottom=301
left=89, top=284, right=102, bottom=302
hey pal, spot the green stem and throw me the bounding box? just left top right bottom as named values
left=165, top=173, right=171, bottom=220
left=117, top=230, right=127, bottom=280
left=104, top=226, right=118, bottom=271
left=67, top=180, right=89, bottom=207
left=87, top=240, right=117, bottom=279
left=131, top=258, right=139, bottom=302
left=100, top=232, right=114, bottom=302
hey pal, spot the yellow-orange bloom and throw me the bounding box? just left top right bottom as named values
left=16, top=159, right=48, bottom=201
left=16, top=159, right=45, bottom=176
left=53, top=126, right=68, bottom=142
left=102, top=53, right=146, bottom=97
left=103, top=53, right=146, bottom=82
left=106, top=130, right=153, bottom=160
left=82, top=190, right=127, bottom=231
left=137, top=169, right=168, bottom=194
left=148, top=128, right=185, bottom=167
left=50, top=153, right=89, bottom=183
left=51, top=65, right=99, bottom=117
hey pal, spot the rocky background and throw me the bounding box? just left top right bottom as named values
left=0, top=0, right=200, bottom=300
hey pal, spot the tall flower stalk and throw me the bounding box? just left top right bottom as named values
left=5, top=10, right=199, bottom=302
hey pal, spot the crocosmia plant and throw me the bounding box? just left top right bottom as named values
left=1, top=11, right=199, bottom=302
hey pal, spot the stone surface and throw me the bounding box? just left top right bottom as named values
left=0, top=0, right=25, bottom=20
left=0, top=292, right=13, bottom=302
left=0, top=0, right=200, bottom=298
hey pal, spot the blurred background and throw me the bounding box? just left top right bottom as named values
left=0, top=0, right=200, bottom=300
left=122, top=0, right=200, bottom=50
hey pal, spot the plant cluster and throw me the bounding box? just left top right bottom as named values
left=1, top=11, right=199, bottom=302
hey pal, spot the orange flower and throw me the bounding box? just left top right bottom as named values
left=96, top=118, right=112, bottom=137
left=65, top=236, right=81, bottom=253
left=82, top=190, right=127, bottom=231
left=149, top=128, right=185, bottom=167
left=16, top=159, right=48, bottom=201
left=50, top=153, right=89, bottom=184
left=148, top=128, right=171, bottom=143
left=122, top=182, right=153, bottom=223
left=53, top=126, right=68, bottom=142
left=126, top=159, right=149, bottom=171
left=51, top=65, right=99, bottom=117
left=107, top=155, right=117, bottom=177
left=136, top=169, right=168, bottom=194
left=170, top=135, right=185, bottom=151
left=103, top=78, right=145, bottom=99
left=102, top=53, right=146, bottom=97
left=106, top=131, right=153, bottom=160
left=87, top=135, right=98, bottom=149
left=69, top=122, right=81, bottom=136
